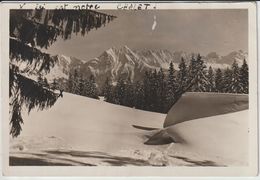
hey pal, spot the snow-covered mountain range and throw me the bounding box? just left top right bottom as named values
left=44, top=46, right=248, bottom=87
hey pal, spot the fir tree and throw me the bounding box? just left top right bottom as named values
left=191, top=54, right=208, bottom=92
left=177, top=57, right=188, bottom=90
left=229, top=60, right=243, bottom=93
left=168, top=54, right=211, bottom=109
left=223, top=67, right=233, bottom=93
left=215, top=68, right=224, bottom=93
left=67, top=72, right=74, bottom=93
left=78, top=73, right=85, bottom=96
left=206, top=66, right=215, bottom=92
left=133, top=81, right=145, bottom=109
left=103, top=77, right=113, bottom=102
left=88, top=74, right=99, bottom=99
left=240, top=59, right=249, bottom=94
left=188, top=54, right=197, bottom=81
left=143, top=71, right=152, bottom=111
left=150, top=70, right=159, bottom=111
left=157, top=68, right=166, bottom=113
left=124, top=77, right=134, bottom=107
left=114, top=76, right=126, bottom=105
left=73, top=69, right=80, bottom=94
left=165, top=62, right=177, bottom=111
left=9, top=9, right=116, bottom=137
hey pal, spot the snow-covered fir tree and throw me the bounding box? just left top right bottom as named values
left=133, top=81, right=145, bottom=110
left=67, top=72, right=74, bottom=93
left=143, top=71, right=152, bottom=111
left=177, top=57, right=188, bottom=90
left=150, top=70, right=159, bottom=112
left=223, top=67, right=233, bottom=93
left=188, top=55, right=197, bottom=80
left=124, top=77, right=135, bottom=107
left=114, top=76, right=126, bottom=105
left=191, top=54, right=209, bottom=92
left=240, top=59, right=249, bottom=94
left=87, top=74, right=99, bottom=99
left=103, top=77, right=113, bottom=102
left=78, top=74, right=85, bottom=96
left=229, top=60, right=243, bottom=93
left=215, top=68, right=224, bottom=93
left=157, top=68, right=167, bottom=113
left=166, top=62, right=177, bottom=111
left=206, top=66, right=215, bottom=92
left=73, top=69, right=80, bottom=94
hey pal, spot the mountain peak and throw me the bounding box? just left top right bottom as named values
left=105, top=46, right=132, bottom=53
left=122, top=45, right=130, bottom=50
left=118, top=45, right=133, bottom=54
left=48, top=47, right=248, bottom=92
left=106, top=46, right=117, bottom=52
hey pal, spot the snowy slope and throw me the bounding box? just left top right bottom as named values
left=10, top=93, right=167, bottom=166
left=10, top=92, right=248, bottom=166
left=147, top=92, right=249, bottom=166
left=147, top=110, right=248, bottom=166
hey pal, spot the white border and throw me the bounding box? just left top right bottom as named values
left=1, top=1, right=258, bottom=177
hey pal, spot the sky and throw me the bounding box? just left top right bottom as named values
left=45, top=9, right=248, bottom=61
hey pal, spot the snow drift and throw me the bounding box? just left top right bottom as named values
left=10, top=92, right=248, bottom=166
left=10, top=93, right=167, bottom=166
left=146, top=92, right=249, bottom=166
left=164, top=92, right=248, bottom=127
left=146, top=110, right=248, bottom=166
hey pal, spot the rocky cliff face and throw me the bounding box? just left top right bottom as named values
left=42, top=46, right=247, bottom=87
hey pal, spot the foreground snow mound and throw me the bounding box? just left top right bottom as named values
left=145, top=92, right=249, bottom=166
left=148, top=110, right=248, bottom=166
left=10, top=92, right=248, bottom=166
left=164, top=92, right=248, bottom=127
left=10, top=93, right=167, bottom=166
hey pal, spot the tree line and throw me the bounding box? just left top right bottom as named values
left=102, top=55, right=248, bottom=113
left=37, top=69, right=100, bottom=99
left=40, top=54, right=248, bottom=114
left=66, top=69, right=99, bottom=99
